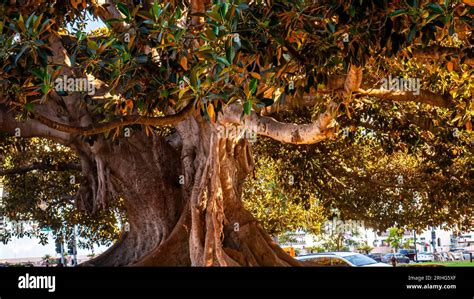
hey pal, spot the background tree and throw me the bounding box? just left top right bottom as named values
left=386, top=227, right=405, bottom=251
left=41, top=254, right=52, bottom=263
left=402, top=237, right=414, bottom=249
left=316, top=230, right=349, bottom=252
left=357, top=243, right=373, bottom=254
left=0, top=0, right=472, bottom=266
left=0, top=138, right=122, bottom=248
left=242, top=156, right=326, bottom=237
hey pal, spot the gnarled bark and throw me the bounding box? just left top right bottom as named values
left=79, top=118, right=301, bottom=267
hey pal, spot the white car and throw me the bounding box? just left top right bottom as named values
left=416, top=252, right=434, bottom=262
left=297, top=252, right=390, bottom=267
left=450, top=249, right=467, bottom=260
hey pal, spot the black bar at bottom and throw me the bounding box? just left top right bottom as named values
left=0, top=267, right=472, bottom=299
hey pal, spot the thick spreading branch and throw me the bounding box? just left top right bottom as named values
left=33, top=99, right=196, bottom=136
left=261, top=64, right=362, bottom=115
left=260, top=92, right=326, bottom=115
left=232, top=65, right=363, bottom=144
left=356, top=88, right=454, bottom=108
left=262, top=84, right=454, bottom=117
left=0, top=106, right=70, bottom=141
left=220, top=103, right=335, bottom=144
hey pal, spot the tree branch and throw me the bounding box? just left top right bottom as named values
left=225, top=65, right=363, bottom=144
left=262, top=86, right=454, bottom=116
left=220, top=103, right=336, bottom=145
left=356, top=88, right=454, bottom=108
left=261, top=64, right=363, bottom=115
left=0, top=106, right=70, bottom=141
left=33, top=99, right=196, bottom=136
left=260, top=92, right=326, bottom=115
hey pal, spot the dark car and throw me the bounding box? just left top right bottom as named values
left=382, top=253, right=410, bottom=264
left=367, top=253, right=383, bottom=262
left=463, top=251, right=473, bottom=261
left=398, top=249, right=416, bottom=261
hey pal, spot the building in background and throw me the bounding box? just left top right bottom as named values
left=278, top=220, right=474, bottom=255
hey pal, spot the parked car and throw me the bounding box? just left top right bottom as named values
left=449, top=248, right=473, bottom=260
left=297, top=252, right=390, bottom=267
left=416, top=252, right=434, bottom=262
left=398, top=249, right=416, bottom=261
left=442, top=252, right=455, bottom=261
left=381, top=253, right=410, bottom=264
left=367, top=253, right=383, bottom=262
left=463, top=251, right=472, bottom=261
left=433, top=252, right=446, bottom=261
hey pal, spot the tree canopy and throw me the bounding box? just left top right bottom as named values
left=0, top=0, right=472, bottom=265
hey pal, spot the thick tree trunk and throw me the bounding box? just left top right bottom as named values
left=82, top=117, right=300, bottom=266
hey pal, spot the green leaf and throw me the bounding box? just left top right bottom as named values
left=349, top=7, right=355, bottom=17
left=407, top=25, right=417, bottom=42
left=117, top=3, right=131, bottom=20
left=152, top=0, right=163, bottom=20
left=31, top=68, right=44, bottom=80
left=226, top=41, right=235, bottom=63
left=212, top=24, right=219, bottom=36
left=243, top=99, right=252, bottom=115
left=26, top=13, right=36, bottom=31
left=427, top=3, right=444, bottom=14
left=25, top=102, right=35, bottom=112
left=189, top=68, right=198, bottom=89
left=76, top=30, right=85, bottom=41
left=14, top=45, right=30, bottom=65
left=407, top=0, right=418, bottom=7
left=219, top=2, right=229, bottom=19
left=87, top=40, right=98, bottom=51
left=206, top=10, right=221, bottom=22
left=215, top=56, right=230, bottom=66
left=40, top=84, right=50, bottom=94
left=388, top=9, right=406, bottom=17
left=249, top=78, right=258, bottom=95
left=448, top=24, right=454, bottom=36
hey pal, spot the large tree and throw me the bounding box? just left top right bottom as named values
left=0, top=0, right=472, bottom=266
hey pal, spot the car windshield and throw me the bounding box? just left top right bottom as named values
left=343, top=254, right=378, bottom=266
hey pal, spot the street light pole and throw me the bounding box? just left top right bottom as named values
left=72, top=225, right=78, bottom=266
left=413, top=230, right=418, bottom=262
left=60, top=235, right=65, bottom=266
